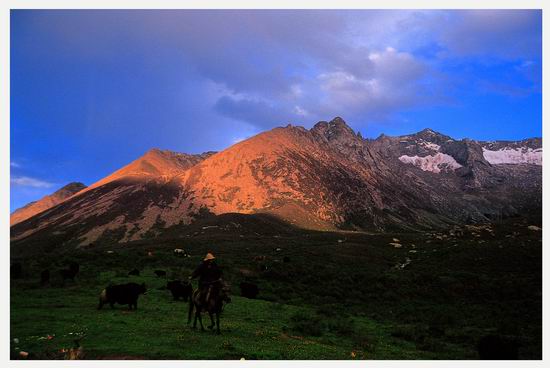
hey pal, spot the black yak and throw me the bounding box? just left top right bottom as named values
left=98, top=282, right=147, bottom=310
left=166, top=280, right=193, bottom=301
left=154, top=270, right=167, bottom=277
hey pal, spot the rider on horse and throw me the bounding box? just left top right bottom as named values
left=189, top=252, right=223, bottom=304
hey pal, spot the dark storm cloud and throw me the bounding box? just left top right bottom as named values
left=16, top=10, right=541, bottom=130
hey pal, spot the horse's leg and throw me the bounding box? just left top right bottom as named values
left=187, top=300, right=194, bottom=325
left=208, top=312, right=215, bottom=330
left=193, top=304, right=202, bottom=328
left=216, top=312, right=221, bottom=335
left=196, top=307, right=205, bottom=331
left=194, top=308, right=201, bottom=329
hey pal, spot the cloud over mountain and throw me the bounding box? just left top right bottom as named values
left=11, top=176, right=54, bottom=188
left=10, top=10, right=541, bottom=212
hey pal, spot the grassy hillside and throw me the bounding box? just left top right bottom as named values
left=10, top=217, right=542, bottom=359
left=11, top=272, right=461, bottom=360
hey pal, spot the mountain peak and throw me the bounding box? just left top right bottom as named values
left=420, top=128, right=435, bottom=134
left=412, top=128, right=452, bottom=143
left=56, top=182, right=87, bottom=195
left=145, top=148, right=216, bottom=160
left=329, top=117, right=355, bottom=133
left=146, top=147, right=163, bottom=153
left=329, top=116, right=347, bottom=126
left=311, top=117, right=358, bottom=142
left=144, top=147, right=187, bottom=158
left=10, top=181, right=88, bottom=225
left=415, top=128, right=443, bottom=137
left=83, top=148, right=216, bottom=193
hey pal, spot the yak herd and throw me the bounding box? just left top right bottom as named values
left=10, top=248, right=520, bottom=357
left=10, top=249, right=262, bottom=335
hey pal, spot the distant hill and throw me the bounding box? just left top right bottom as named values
left=10, top=182, right=87, bottom=225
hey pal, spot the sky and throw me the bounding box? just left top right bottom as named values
left=10, top=9, right=542, bottom=211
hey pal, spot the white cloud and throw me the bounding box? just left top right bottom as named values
left=214, top=45, right=438, bottom=126
left=290, top=84, right=303, bottom=98
left=10, top=161, right=20, bottom=168
left=293, top=105, right=308, bottom=116
left=312, top=47, right=433, bottom=120
left=11, top=176, right=54, bottom=188
left=318, top=71, right=378, bottom=107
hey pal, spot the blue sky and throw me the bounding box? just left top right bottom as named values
left=10, top=10, right=542, bottom=211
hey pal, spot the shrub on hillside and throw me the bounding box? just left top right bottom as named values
left=288, top=310, right=324, bottom=336
left=288, top=308, right=355, bottom=337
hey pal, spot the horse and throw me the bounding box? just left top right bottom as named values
left=187, top=280, right=231, bottom=334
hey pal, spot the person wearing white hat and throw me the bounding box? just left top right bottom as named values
left=189, top=252, right=223, bottom=304
left=203, top=252, right=215, bottom=261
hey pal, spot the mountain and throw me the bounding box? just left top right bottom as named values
left=9, top=149, right=217, bottom=227
left=83, top=148, right=217, bottom=192
left=10, top=117, right=542, bottom=251
left=10, top=182, right=87, bottom=225
left=480, top=138, right=542, bottom=165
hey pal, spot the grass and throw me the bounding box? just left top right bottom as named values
left=10, top=218, right=542, bottom=359
left=10, top=272, right=451, bottom=360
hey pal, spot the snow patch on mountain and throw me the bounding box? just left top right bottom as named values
left=399, top=153, right=463, bottom=173
left=482, top=147, right=542, bottom=165
left=419, top=141, right=441, bottom=151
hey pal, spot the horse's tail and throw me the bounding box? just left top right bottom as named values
left=187, top=293, right=194, bottom=324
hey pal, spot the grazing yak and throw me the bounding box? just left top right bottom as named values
left=98, top=282, right=147, bottom=310
left=173, top=248, right=190, bottom=257
left=154, top=270, right=167, bottom=277
left=239, top=282, right=259, bottom=299
left=166, top=280, right=193, bottom=301
left=128, top=269, right=140, bottom=276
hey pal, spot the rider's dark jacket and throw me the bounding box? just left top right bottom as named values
left=190, top=260, right=223, bottom=288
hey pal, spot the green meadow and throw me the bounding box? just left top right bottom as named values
left=10, top=219, right=542, bottom=359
